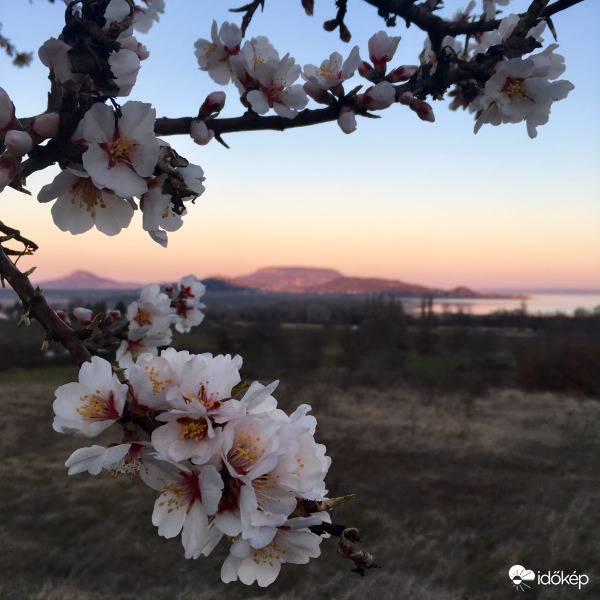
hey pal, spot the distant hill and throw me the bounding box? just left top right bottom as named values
left=233, top=267, right=343, bottom=292
left=231, top=267, right=495, bottom=298
left=32, top=267, right=521, bottom=299
left=36, top=270, right=141, bottom=290
left=305, top=276, right=440, bottom=295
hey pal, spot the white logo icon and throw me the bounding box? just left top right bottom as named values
left=509, top=565, right=535, bottom=591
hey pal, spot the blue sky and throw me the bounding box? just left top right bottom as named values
left=1, top=0, right=598, bottom=289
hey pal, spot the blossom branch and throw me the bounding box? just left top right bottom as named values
left=360, top=0, right=584, bottom=37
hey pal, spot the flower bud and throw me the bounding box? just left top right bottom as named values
left=339, top=23, right=351, bottom=43
left=399, top=91, right=415, bottom=105
left=368, top=31, right=401, bottom=73
left=55, top=310, right=72, bottom=325
left=337, top=107, right=357, bottom=134
left=388, top=65, right=418, bottom=83
left=29, top=112, right=60, bottom=141
left=190, top=120, right=215, bottom=146
left=359, top=82, right=396, bottom=110
left=4, top=130, right=33, bottom=157
left=323, top=19, right=337, bottom=32
left=303, top=81, right=334, bottom=105
left=73, top=307, right=94, bottom=325
left=200, top=91, right=226, bottom=117
left=105, top=309, right=122, bottom=324
left=415, top=100, right=435, bottom=122
left=358, top=61, right=377, bottom=82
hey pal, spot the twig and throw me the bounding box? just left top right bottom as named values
left=229, top=0, right=265, bottom=37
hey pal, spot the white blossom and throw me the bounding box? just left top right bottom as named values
left=221, top=526, right=323, bottom=586
left=74, top=101, right=160, bottom=198
left=244, top=54, right=308, bottom=119
left=302, top=47, right=361, bottom=95
left=38, top=167, right=135, bottom=236
left=473, top=45, right=574, bottom=138
left=53, top=356, right=128, bottom=437
left=195, top=21, right=243, bottom=85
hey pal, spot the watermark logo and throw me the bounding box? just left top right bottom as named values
left=508, top=565, right=589, bottom=592
left=509, top=565, right=535, bottom=591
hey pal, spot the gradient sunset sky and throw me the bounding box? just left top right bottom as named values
left=1, top=0, right=598, bottom=289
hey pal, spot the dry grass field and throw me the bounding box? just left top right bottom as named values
left=0, top=373, right=599, bottom=600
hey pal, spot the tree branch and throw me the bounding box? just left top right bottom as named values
left=0, top=241, right=92, bottom=365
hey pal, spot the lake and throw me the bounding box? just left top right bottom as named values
left=426, top=293, right=600, bottom=316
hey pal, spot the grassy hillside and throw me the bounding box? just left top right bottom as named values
left=1, top=374, right=598, bottom=599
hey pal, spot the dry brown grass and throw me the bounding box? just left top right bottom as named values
left=0, top=377, right=599, bottom=599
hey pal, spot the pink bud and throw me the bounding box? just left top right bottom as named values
left=358, top=61, right=377, bottom=82
left=105, top=309, right=122, bottom=324
left=200, top=91, right=226, bottom=116
left=4, top=130, right=33, bottom=157
left=55, top=310, right=71, bottom=325
left=337, top=107, right=357, bottom=134
left=303, top=81, right=335, bottom=105
left=414, top=100, right=435, bottom=122
left=29, top=112, right=60, bottom=141
left=359, top=82, right=396, bottom=110
left=190, top=120, right=215, bottom=146
left=73, top=307, right=94, bottom=325
left=399, top=91, right=415, bottom=105
left=388, top=65, right=418, bottom=83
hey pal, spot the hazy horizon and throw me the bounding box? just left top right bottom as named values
left=32, top=265, right=600, bottom=294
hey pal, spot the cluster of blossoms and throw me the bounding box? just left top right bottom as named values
left=117, top=275, right=206, bottom=367
left=194, top=20, right=422, bottom=134
left=53, top=282, right=334, bottom=586
left=192, top=0, right=573, bottom=139
left=1, top=1, right=576, bottom=247
left=423, top=3, right=574, bottom=139
left=1, top=0, right=201, bottom=247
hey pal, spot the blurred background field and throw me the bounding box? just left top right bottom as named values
left=0, top=295, right=599, bottom=599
